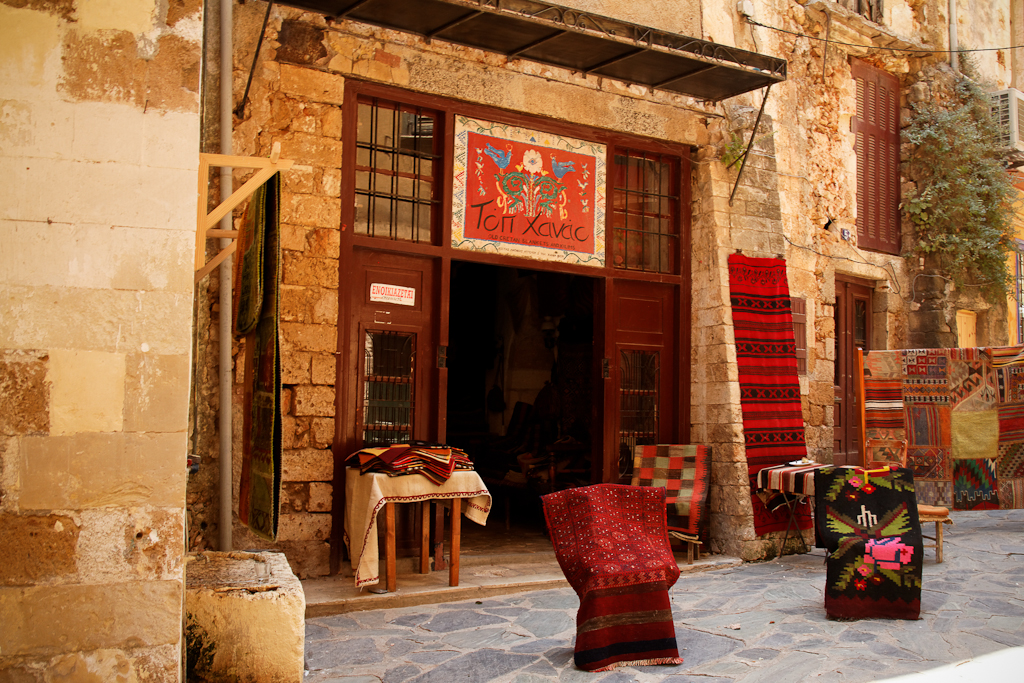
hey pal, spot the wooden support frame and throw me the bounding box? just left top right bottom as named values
left=194, top=142, right=294, bottom=284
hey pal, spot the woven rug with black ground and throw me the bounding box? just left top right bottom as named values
left=727, top=254, right=811, bottom=535
left=814, top=466, right=923, bottom=620
left=541, top=484, right=684, bottom=672
left=234, top=172, right=282, bottom=542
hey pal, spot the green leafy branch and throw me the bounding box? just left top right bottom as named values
left=901, top=60, right=1021, bottom=299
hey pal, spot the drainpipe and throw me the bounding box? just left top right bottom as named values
left=219, top=0, right=234, bottom=552
left=949, top=0, right=958, bottom=72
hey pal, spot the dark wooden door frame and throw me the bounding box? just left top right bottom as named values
left=834, top=275, right=874, bottom=466
left=330, top=80, right=693, bottom=573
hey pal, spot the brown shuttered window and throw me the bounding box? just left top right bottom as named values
left=852, top=59, right=900, bottom=254
left=791, top=297, right=807, bottom=375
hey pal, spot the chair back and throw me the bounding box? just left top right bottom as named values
left=630, top=444, right=712, bottom=537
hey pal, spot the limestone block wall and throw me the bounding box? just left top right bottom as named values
left=0, top=0, right=201, bottom=679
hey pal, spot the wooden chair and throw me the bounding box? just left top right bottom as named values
left=630, top=444, right=713, bottom=564
left=865, top=439, right=953, bottom=564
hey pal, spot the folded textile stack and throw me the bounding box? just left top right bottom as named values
left=347, top=444, right=474, bottom=485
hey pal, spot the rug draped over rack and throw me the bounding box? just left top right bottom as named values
left=862, top=345, right=1024, bottom=510
left=542, top=484, right=684, bottom=672
left=727, top=254, right=811, bottom=535
left=234, top=173, right=282, bottom=541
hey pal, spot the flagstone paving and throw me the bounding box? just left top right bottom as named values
left=304, top=510, right=1024, bottom=682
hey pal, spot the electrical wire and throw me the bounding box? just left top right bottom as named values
left=748, top=18, right=1024, bottom=55
left=781, top=233, right=903, bottom=296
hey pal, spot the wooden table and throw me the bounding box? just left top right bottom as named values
left=344, top=468, right=491, bottom=591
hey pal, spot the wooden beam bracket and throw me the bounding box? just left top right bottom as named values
left=194, top=141, right=294, bottom=285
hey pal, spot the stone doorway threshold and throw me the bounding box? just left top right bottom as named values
left=302, top=522, right=740, bottom=618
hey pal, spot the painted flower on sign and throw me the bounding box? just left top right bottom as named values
left=522, top=149, right=544, bottom=175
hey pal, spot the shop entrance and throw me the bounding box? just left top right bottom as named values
left=447, top=261, right=597, bottom=534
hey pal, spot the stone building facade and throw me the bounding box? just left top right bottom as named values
left=1, top=0, right=202, bottom=678
left=2, top=1, right=1021, bottom=678
left=183, top=0, right=1024, bottom=579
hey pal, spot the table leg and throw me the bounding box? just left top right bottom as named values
left=385, top=501, right=397, bottom=593
left=419, top=501, right=430, bottom=574
left=449, top=498, right=461, bottom=587
left=935, top=520, right=944, bottom=564
left=433, top=503, right=447, bottom=571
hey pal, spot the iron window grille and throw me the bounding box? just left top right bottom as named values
left=355, top=97, right=441, bottom=243
left=618, top=349, right=660, bottom=479
left=611, top=148, right=679, bottom=273
left=362, top=330, right=415, bottom=446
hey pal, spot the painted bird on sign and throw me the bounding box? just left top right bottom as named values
left=550, top=156, right=575, bottom=179
left=484, top=143, right=513, bottom=169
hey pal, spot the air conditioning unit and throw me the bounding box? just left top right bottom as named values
left=989, top=88, right=1024, bottom=152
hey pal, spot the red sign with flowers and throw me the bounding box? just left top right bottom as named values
left=452, top=116, right=606, bottom=267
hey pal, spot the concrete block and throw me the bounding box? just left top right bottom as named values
left=0, top=580, right=182, bottom=655
left=277, top=512, right=331, bottom=541
left=293, top=385, right=335, bottom=417
left=281, top=448, right=333, bottom=482
left=0, top=222, right=193, bottom=292
left=20, top=432, right=187, bottom=509
left=0, top=513, right=79, bottom=585
left=280, top=63, right=345, bottom=105
left=281, top=322, right=336, bottom=354
left=185, top=551, right=305, bottom=682
left=75, top=506, right=185, bottom=583
left=0, top=349, right=49, bottom=436
left=124, top=352, right=191, bottom=433
left=0, top=285, right=193, bottom=355
left=48, top=349, right=125, bottom=435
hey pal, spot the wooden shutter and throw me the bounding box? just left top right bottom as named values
left=791, top=297, right=807, bottom=375
left=852, top=59, right=900, bottom=254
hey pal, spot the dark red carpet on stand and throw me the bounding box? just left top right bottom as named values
left=727, top=254, right=811, bottom=535
left=542, top=484, right=684, bottom=672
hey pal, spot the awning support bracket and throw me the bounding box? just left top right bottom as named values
left=195, top=142, right=294, bottom=285
left=728, top=83, right=772, bottom=207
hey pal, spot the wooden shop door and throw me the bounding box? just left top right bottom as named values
left=332, top=249, right=444, bottom=572
left=603, top=279, right=681, bottom=483
left=834, top=277, right=872, bottom=465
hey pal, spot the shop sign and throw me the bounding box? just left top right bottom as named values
left=451, top=115, right=606, bottom=267
left=369, top=283, right=416, bottom=306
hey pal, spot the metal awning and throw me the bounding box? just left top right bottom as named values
left=277, top=0, right=786, bottom=101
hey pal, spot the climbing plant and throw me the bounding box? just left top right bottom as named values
left=901, top=61, right=1020, bottom=299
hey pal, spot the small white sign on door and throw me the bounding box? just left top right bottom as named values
left=369, top=282, right=416, bottom=306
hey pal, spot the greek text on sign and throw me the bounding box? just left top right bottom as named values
left=369, top=283, right=416, bottom=306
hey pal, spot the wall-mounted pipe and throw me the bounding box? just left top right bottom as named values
left=219, top=0, right=234, bottom=552
left=949, top=0, right=958, bottom=72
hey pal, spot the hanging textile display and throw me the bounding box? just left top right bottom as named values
left=727, top=253, right=811, bottom=535
left=542, top=484, right=684, bottom=672
left=234, top=173, right=282, bottom=541
left=814, top=466, right=923, bottom=621
left=862, top=345, right=1024, bottom=510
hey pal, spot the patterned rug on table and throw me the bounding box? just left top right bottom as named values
left=542, top=484, right=684, bottom=673
left=727, top=254, right=810, bottom=535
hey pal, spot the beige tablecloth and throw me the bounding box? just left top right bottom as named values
left=344, top=469, right=491, bottom=587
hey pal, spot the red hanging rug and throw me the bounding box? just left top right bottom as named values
left=727, top=254, right=811, bottom=535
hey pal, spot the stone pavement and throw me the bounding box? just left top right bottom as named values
left=303, top=510, right=1024, bottom=682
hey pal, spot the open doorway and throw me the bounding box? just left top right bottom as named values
left=446, top=261, right=597, bottom=538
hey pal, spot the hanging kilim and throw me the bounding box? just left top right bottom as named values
left=814, top=466, right=923, bottom=620
left=727, top=254, right=810, bottom=535
left=542, top=484, right=684, bottom=672
left=234, top=173, right=282, bottom=542
left=862, top=345, right=1024, bottom=511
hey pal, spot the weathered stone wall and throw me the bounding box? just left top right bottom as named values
left=188, top=0, right=1018, bottom=569
left=0, top=0, right=201, bottom=678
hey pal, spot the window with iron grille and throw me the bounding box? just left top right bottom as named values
left=354, top=98, right=441, bottom=243
left=852, top=59, right=900, bottom=254
left=617, top=349, right=660, bottom=479
left=611, top=149, right=680, bottom=273
left=362, top=330, right=415, bottom=446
